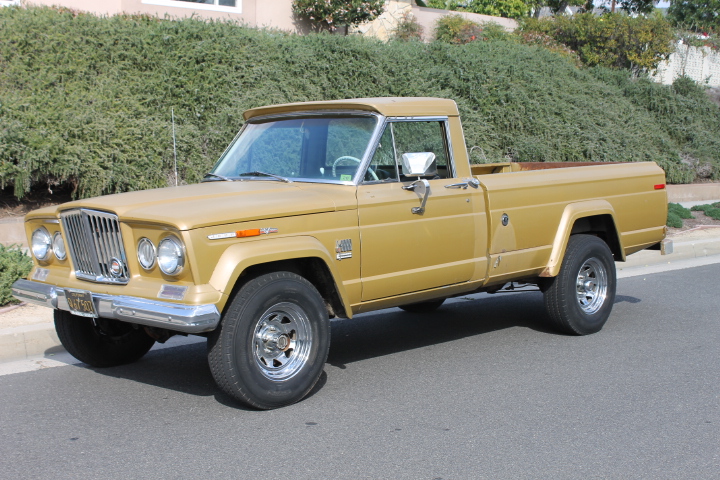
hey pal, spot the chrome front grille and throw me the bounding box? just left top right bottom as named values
left=60, top=209, right=129, bottom=284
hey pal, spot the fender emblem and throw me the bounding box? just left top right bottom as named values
left=336, top=239, right=352, bottom=260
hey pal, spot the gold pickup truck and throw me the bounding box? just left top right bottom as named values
left=13, top=97, right=668, bottom=409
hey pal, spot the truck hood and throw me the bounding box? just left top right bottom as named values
left=50, top=181, right=351, bottom=230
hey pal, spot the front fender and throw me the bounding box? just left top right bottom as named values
left=208, top=236, right=352, bottom=318
left=540, top=200, right=624, bottom=278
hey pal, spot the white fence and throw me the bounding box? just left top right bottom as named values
left=652, top=41, right=720, bottom=87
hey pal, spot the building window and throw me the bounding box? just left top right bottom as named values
left=142, top=0, right=242, bottom=13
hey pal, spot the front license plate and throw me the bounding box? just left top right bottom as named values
left=65, top=289, right=98, bottom=318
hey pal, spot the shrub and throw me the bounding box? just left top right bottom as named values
left=521, top=13, right=675, bottom=74
left=706, top=208, right=720, bottom=220
left=0, top=244, right=32, bottom=306
left=690, top=202, right=720, bottom=219
left=666, top=211, right=684, bottom=228
left=668, top=0, right=720, bottom=34
left=427, top=0, right=532, bottom=19
left=518, top=32, right=581, bottom=66
left=690, top=203, right=712, bottom=212
left=434, top=14, right=484, bottom=44
left=292, top=0, right=385, bottom=33
left=668, top=202, right=693, bottom=219
left=392, top=12, right=424, bottom=41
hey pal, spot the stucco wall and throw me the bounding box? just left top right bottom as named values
left=25, top=0, right=301, bottom=30
left=354, top=1, right=517, bottom=42
left=26, top=0, right=123, bottom=15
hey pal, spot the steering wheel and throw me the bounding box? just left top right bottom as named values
left=332, top=156, right=379, bottom=181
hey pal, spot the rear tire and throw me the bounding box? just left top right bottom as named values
left=543, top=234, right=616, bottom=335
left=399, top=299, right=445, bottom=313
left=207, top=271, right=330, bottom=410
left=54, top=311, right=155, bottom=367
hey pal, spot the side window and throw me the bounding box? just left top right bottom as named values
left=391, top=121, right=450, bottom=179
left=363, top=120, right=453, bottom=183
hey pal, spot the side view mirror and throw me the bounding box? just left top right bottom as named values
left=401, top=152, right=437, bottom=177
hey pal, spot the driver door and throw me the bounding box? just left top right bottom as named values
left=357, top=120, right=476, bottom=301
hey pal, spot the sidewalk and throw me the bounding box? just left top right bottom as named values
left=2, top=225, right=720, bottom=364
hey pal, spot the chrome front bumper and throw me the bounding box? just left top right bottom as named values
left=11, top=279, right=221, bottom=334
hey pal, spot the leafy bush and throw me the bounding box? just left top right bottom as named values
left=521, top=13, right=675, bottom=74
left=0, top=244, right=32, bottom=306
left=391, top=12, right=424, bottom=41
left=668, top=0, right=720, bottom=34
left=292, top=0, right=385, bottom=32
left=1, top=6, right=719, bottom=199
left=427, top=0, right=532, bottom=19
left=517, top=32, right=581, bottom=66
left=434, top=14, right=484, bottom=44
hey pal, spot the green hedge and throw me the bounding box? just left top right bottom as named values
left=0, top=244, right=32, bottom=306
left=1, top=6, right=719, bottom=199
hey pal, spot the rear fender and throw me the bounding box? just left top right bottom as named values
left=540, top=200, right=624, bottom=277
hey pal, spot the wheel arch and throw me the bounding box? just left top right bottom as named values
left=540, top=200, right=624, bottom=278
left=209, top=236, right=352, bottom=319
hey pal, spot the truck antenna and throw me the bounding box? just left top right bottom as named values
left=172, top=108, right=178, bottom=186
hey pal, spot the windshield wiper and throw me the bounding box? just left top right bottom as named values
left=237, top=171, right=292, bottom=183
left=202, top=173, right=235, bottom=182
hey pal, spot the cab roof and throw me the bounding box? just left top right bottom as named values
left=243, top=97, right=459, bottom=121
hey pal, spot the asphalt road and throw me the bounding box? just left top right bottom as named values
left=1, top=265, right=718, bottom=480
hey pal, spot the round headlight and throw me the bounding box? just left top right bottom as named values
left=137, top=238, right=156, bottom=270
left=157, top=236, right=185, bottom=275
left=52, top=232, right=66, bottom=260
left=31, top=228, right=52, bottom=261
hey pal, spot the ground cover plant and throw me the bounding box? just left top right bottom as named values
left=667, top=202, right=693, bottom=227
left=690, top=202, right=720, bottom=220
left=1, top=6, right=720, bottom=200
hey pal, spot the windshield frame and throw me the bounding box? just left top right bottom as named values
left=209, top=110, right=386, bottom=186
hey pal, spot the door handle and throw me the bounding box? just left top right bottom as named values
left=445, top=178, right=479, bottom=189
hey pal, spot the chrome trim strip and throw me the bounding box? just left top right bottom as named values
left=12, top=279, right=221, bottom=334
left=353, top=115, right=388, bottom=185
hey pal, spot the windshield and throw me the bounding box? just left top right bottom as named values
left=211, top=115, right=379, bottom=183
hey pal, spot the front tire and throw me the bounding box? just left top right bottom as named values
left=207, top=272, right=330, bottom=409
left=54, top=311, right=155, bottom=367
left=543, top=234, right=617, bottom=335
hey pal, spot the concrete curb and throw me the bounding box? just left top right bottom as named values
left=0, top=323, right=62, bottom=363
left=2, top=229, right=720, bottom=365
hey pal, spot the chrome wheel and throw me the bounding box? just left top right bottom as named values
left=253, top=302, right=312, bottom=381
left=575, top=257, right=608, bottom=315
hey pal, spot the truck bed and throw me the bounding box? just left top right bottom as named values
left=471, top=161, right=667, bottom=284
